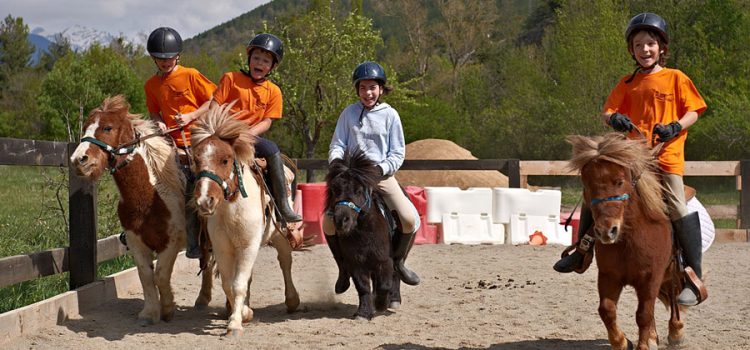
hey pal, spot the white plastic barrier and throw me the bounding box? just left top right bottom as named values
left=425, top=187, right=493, bottom=224
left=509, top=213, right=572, bottom=246
left=492, top=188, right=561, bottom=224
left=441, top=213, right=505, bottom=245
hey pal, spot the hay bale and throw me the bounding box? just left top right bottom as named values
left=395, top=139, right=509, bottom=189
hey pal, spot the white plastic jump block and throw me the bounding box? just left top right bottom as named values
left=492, top=188, right=562, bottom=224
left=440, top=213, right=505, bottom=245
left=425, top=187, right=493, bottom=224
left=509, top=213, right=572, bottom=246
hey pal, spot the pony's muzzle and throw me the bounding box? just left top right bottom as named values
left=333, top=210, right=357, bottom=236
left=70, top=149, right=99, bottom=178
left=597, top=225, right=620, bottom=244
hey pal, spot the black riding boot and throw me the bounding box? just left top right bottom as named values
left=325, top=234, right=350, bottom=294
left=674, top=212, right=707, bottom=306
left=185, top=176, right=202, bottom=259
left=267, top=152, right=302, bottom=223
left=393, top=231, right=420, bottom=285
left=553, top=206, right=595, bottom=273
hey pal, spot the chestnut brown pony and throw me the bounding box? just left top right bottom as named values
left=69, top=95, right=213, bottom=325
left=568, top=133, right=686, bottom=350
left=190, top=102, right=300, bottom=336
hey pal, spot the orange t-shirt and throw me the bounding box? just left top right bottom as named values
left=603, top=68, right=707, bottom=175
left=212, top=72, right=283, bottom=127
left=145, top=66, right=216, bottom=147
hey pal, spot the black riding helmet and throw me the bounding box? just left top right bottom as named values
left=147, top=27, right=182, bottom=59
left=625, top=12, right=669, bottom=44
left=623, top=13, right=669, bottom=83
left=352, top=61, right=386, bottom=87
left=247, top=33, right=284, bottom=65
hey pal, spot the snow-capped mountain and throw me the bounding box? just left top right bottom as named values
left=56, top=25, right=118, bottom=51
left=31, top=25, right=131, bottom=52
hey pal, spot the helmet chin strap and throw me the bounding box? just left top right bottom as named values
left=625, top=60, right=658, bottom=84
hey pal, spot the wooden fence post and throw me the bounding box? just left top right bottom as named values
left=741, top=160, right=750, bottom=231
left=505, top=159, right=520, bottom=188
left=67, top=143, right=98, bottom=289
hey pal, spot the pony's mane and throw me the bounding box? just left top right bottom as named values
left=95, top=95, right=183, bottom=192
left=190, top=102, right=256, bottom=164
left=326, top=150, right=382, bottom=191
left=567, top=133, right=667, bottom=221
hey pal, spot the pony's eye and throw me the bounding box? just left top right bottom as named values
left=222, top=158, right=229, bottom=165
left=103, top=126, right=112, bottom=132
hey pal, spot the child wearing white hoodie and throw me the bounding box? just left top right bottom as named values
left=323, top=61, right=420, bottom=293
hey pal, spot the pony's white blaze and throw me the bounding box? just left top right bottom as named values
left=195, top=143, right=216, bottom=206
left=70, top=118, right=100, bottom=163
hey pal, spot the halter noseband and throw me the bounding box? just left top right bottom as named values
left=196, top=159, right=248, bottom=200
left=80, top=136, right=140, bottom=174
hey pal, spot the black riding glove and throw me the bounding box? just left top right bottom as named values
left=608, top=113, right=634, bottom=132
left=653, top=122, right=683, bottom=143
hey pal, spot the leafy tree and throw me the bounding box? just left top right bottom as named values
left=0, top=15, right=34, bottom=88
left=270, top=8, right=384, bottom=159
left=0, top=69, right=44, bottom=138
left=37, top=34, right=72, bottom=72
left=37, top=44, right=144, bottom=141
left=433, top=0, right=499, bottom=92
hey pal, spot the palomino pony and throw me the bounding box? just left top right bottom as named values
left=568, top=133, right=686, bottom=350
left=325, top=150, right=401, bottom=320
left=190, top=103, right=300, bottom=336
left=69, top=95, right=212, bottom=325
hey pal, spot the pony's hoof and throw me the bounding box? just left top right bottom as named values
left=668, top=334, right=685, bottom=345
left=225, top=328, right=243, bottom=338
left=625, top=339, right=634, bottom=350
left=285, top=295, right=300, bottom=313
left=138, top=317, right=155, bottom=327
left=194, top=296, right=211, bottom=310
left=388, top=301, right=401, bottom=309
left=161, top=310, right=175, bottom=322
left=353, top=315, right=370, bottom=322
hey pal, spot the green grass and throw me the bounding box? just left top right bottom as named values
left=0, top=165, right=134, bottom=314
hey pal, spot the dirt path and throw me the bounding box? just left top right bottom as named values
left=7, top=242, right=749, bottom=350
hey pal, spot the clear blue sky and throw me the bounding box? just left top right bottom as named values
left=4, top=0, right=271, bottom=40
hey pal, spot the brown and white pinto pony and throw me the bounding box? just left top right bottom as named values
left=190, top=103, right=300, bottom=337
left=568, top=133, right=686, bottom=350
left=69, top=95, right=212, bottom=325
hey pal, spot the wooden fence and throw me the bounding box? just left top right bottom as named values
left=1, top=136, right=748, bottom=293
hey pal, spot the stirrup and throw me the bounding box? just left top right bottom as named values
left=559, top=244, right=593, bottom=274
left=683, top=267, right=708, bottom=305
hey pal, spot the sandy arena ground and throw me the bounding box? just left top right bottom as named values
left=6, top=242, right=750, bottom=350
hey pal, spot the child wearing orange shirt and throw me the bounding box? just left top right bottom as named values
left=553, top=13, right=708, bottom=306
left=211, top=33, right=301, bottom=223
left=144, top=27, right=217, bottom=259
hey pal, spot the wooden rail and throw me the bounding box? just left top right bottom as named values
left=1, top=136, right=748, bottom=292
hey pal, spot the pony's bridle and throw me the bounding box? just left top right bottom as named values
left=196, top=159, right=248, bottom=200
left=80, top=126, right=181, bottom=174
left=335, top=189, right=372, bottom=214
left=589, top=173, right=641, bottom=206
left=80, top=136, right=140, bottom=174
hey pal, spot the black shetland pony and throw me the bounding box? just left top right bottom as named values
left=325, top=150, right=401, bottom=320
